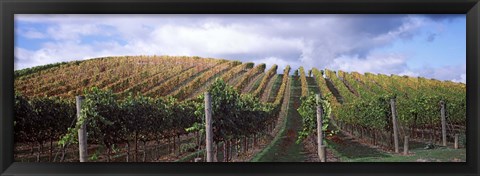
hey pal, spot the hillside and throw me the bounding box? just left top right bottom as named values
left=14, top=55, right=465, bottom=100
left=13, top=56, right=466, bottom=162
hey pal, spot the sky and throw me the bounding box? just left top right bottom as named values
left=14, top=14, right=466, bottom=83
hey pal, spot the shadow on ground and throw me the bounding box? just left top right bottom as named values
left=328, top=131, right=389, bottom=160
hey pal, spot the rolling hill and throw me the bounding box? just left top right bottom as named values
left=13, top=55, right=466, bottom=162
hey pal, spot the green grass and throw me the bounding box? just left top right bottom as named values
left=267, top=74, right=283, bottom=102
left=325, top=121, right=466, bottom=162
left=175, top=150, right=205, bottom=162
left=251, top=77, right=291, bottom=162
left=252, top=76, right=306, bottom=162
left=306, top=77, right=321, bottom=95
left=250, top=113, right=289, bottom=162
left=326, top=132, right=389, bottom=161
left=250, top=74, right=265, bottom=92
left=351, top=147, right=466, bottom=162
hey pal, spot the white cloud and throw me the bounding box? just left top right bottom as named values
left=328, top=52, right=409, bottom=75
left=415, top=64, right=466, bottom=83
left=372, top=16, right=424, bottom=44
left=14, top=47, right=35, bottom=69
left=256, top=56, right=298, bottom=74
left=13, top=14, right=465, bottom=83
left=452, top=74, right=466, bottom=83
left=148, top=23, right=304, bottom=57
left=15, top=41, right=138, bottom=70
left=398, top=70, right=419, bottom=77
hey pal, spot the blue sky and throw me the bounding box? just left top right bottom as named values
left=14, top=14, right=466, bottom=83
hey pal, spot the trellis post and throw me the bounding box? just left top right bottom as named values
left=403, top=136, right=409, bottom=155
left=76, top=96, right=88, bottom=162
left=316, top=94, right=326, bottom=162
left=390, top=98, right=399, bottom=153
left=205, top=92, right=213, bottom=162
left=454, top=134, right=459, bottom=149
left=440, top=100, right=447, bottom=146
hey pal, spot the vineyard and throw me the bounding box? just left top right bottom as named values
left=14, top=56, right=466, bottom=162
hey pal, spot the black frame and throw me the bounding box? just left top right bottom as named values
left=1, top=0, right=479, bottom=175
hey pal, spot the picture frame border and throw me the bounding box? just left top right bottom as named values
left=1, top=0, right=479, bottom=175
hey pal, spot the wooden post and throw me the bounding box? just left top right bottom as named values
left=205, top=92, right=213, bottom=162
left=390, top=98, right=399, bottom=153
left=320, top=145, right=326, bottom=162
left=454, top=134, right=459, bottom=149
left=403, top=136, right=409, bottom=155
left=223, top=141, right=227, bottom=162
left=316, top=94, right=326, bottom=162
left=440, top=100, right=447, bottom=146
left=76, top=96, right=88, bottom=162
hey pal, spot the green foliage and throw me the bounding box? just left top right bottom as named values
left=180, top=142, right=197, bottom=153
left=328, top=70, right=465, bottom=139
left=14, top=56, right=465, bottom=160
left=459, top=133, right=466, bottom=146
left=245, top=62, right=255, bottom=69
left=58, top=87, right=202, bottom=150
left=190, top=79, right=278, bottom=142
left=14, top=92, right=75, bottom=146
left=297, top=92, right=332, bottom=143
left=57, top=78, right=278, bottom=153
left=89, top=150, right=100, bottom=161
left=293, top=69, right=299, bottom=77
left=14, top=92, right=38, bottom=144
left=340, top=94, right=393, bottom=129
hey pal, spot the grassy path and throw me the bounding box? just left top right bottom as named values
left=326, top=122, right=466, bottom=162
left=227, top=71, right=246, bottom=86
left=326, top=127, right=389, bottom=161
left=267, top=74, right=283, bottom=103
left=253, top=76, right=306, bottom=162
left=243, top=73, right=265, bottom=93
left=306, top=76, right=321, bottom=95
left=261, top=74, right=279, bottom=102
